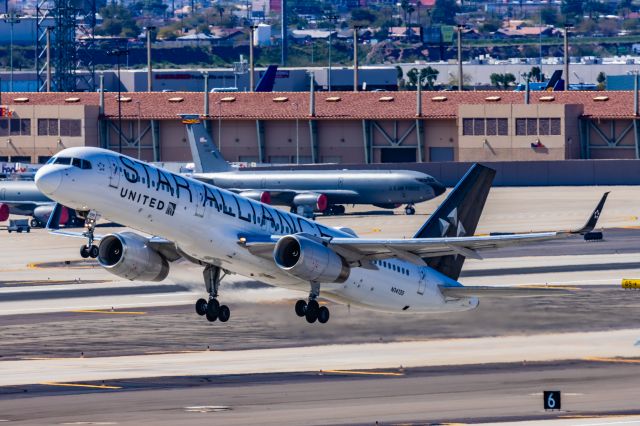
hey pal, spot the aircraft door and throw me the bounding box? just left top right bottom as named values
left=417, top=268, right=427, bottom=295
left=194, top=184, right=205, bottom=217
left=108, top=156, right=120, bottom=188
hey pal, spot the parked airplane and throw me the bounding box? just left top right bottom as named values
left=183, top=114, right=446, bottom=217
left=35, top=148, right=607, bottom=324
left=0, top=180, right=82, bottom=227
left=210, top=65, right=279, bottom=93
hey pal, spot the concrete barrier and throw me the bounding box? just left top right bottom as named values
left=251, top=160, right=640, bottom=187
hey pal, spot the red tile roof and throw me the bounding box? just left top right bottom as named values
left=0, top=91, right=635, bottom=120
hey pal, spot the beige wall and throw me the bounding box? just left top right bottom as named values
left=0, top=104, right=98, bottom=163
left=457, top=103, right=574, bottom=162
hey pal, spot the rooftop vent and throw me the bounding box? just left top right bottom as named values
left=593, top=96, right=609, bottom=102
left=273, top=96, right=289, bottom=102
left=64, top=97, right=80, bottom=103
left=168, top=97, right=184, bottom=103
left=117, top=96, right=132, bottom=103
left=13, top=97, right=28, bottom=103
left=221, top=96, right=236, bottom=102
left=431, top=96, right=447, bottom=102
left=539, top=96, right=555, bottom=102
left=325, top=96, right=341, bottom=102
left=378, top=96, right=394, bottom=102
left=485, top=96, right=501, bottom=102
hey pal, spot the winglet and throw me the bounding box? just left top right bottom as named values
left=573, top=192, right=609, bottom=235
left=45, top=203, right=63, bottom=230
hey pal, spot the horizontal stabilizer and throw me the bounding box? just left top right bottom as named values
left=439, top=285, right=574, bottom=298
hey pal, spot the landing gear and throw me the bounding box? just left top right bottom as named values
left=325, top=205, right=346, bottom=216
left=30, top=218, right=41, bottom=228
left=196, top=264, right=231, bottom=323
left=79, top=210, right=100, bottom=259
left=294, top=282, right=330, bottom=324
left=405, top=204, right=416, bottom=215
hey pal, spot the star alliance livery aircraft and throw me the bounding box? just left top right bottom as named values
left=35, top=147, right=608, bottom=324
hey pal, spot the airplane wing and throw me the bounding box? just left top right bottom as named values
left=241, top=192, right=609, bottom=267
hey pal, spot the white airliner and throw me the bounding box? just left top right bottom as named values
left=35, top=147, right=608, bottom=324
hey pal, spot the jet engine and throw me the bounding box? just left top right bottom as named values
left=33, top=205, right=68, bottom=227
left=239, top=190, right=271, bottom=204
left=293, top=193, right=327, bottom=212
left=97, top=232, right=169, bottom=282
left=0, top=203, right=8, bottom=222
left=273, top=234, right=350, bottom=283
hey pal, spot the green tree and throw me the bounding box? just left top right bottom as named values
left=561, top=0, right=583, bottom=23
left=421, top=66, right=439, bottom=90
left=490, top=72, right=515, bottom=89
left=350, top=8, right=376, bottom=26
left=540, top=7, right=559, bottom=26
left=490, top=72, right=504, bottom=88
left=432, top=0, right=459, bottom=25
left=529, top=66, right=542, bottom=82
left=97, top=3, right=139, bottom=37
left=596, top=71, right=606, bottom=90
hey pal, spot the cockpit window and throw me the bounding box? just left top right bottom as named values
left=80, top=159, right=92, bottom=169
left=53, top=157, right=72, bottom=165
left=72, top=158, right=82, bottom=168
left=46, top=157, right=56, bottom=165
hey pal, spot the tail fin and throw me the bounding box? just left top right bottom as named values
left=414, top=164, right=496, bottom=280
left=255, top=65, right=278, bottom=92
left=545, top=70, right=563, bottom=91
left=181, top=114, right=232, bottom=173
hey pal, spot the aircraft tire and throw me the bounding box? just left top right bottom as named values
left=30, top=219, right=40, bottom=228
left=195, top=298, right=207, bottom=316
left=218, top=305, right=230, bottom=322
left=295, top=300, right=307, bottom=317
left=405, top=206, right=416, bottom=215
left=305, top=300, right=319, bottom=323
left=89, top=245, right=99, bottom=258
left=80, top=246, right=90, bottom=258
left=206, top=298, right=220, bottom=319
left=205, top=310, right=217, bottom=322
left=317, top=306, right=330, bottom=324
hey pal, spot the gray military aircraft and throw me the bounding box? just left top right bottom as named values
left=182, top=115, right=446, bottom=217
left=0, top=180, right=82, bottom=227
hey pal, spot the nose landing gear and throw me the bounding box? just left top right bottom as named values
left=294, top=282, right=330, bottom=324
left=404, top=204, right=416, bottom=215
left=79, top=210, right=100, bottom=259
left=195, top=264, right=231, bottom=323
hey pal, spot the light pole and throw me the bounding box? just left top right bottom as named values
left=292, top=102, right=299, bottom=164
left=353, top=25, right=362, bottom=92
left=108, top=47, right=129, bottom=153
left=249, top=25, right=258, bottom=91
left=136, top=101, right=141, bottom=159
left=145, top=26, right=156, bottom=92
left=4, top=11, right=21, bottom=92
left=326, top=14, right=337, bottom=91
left=216, top=101, right=222, bottom=151
left=457, top=24, right=464, bottom=92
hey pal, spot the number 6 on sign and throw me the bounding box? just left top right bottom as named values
left=543, top=390, right=561, bottom=410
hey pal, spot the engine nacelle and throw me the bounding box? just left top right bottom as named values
left=293, top=193, right=327, bottom=212
left=97, top=232, right=169, bottom=282
left=0, top=203, right=9, bottom=222
left=239, top=190, right=271, bottom=204
left=33, top=205, right=68, bottom=226
left=273, top=234, right=350, bottom=283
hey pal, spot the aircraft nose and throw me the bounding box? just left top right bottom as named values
left=432, top=180, right=446, bottom=197
left=35, top=167, right=62, bottom=195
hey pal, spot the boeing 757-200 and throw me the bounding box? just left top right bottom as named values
left=35, top=148, right=608, bottom=324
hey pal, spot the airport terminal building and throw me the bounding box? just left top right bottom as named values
left=0, top=90, right=636, bottom=165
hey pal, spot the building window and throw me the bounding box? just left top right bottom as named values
left=486, top=118, right=497, bottom=135
left=473, top=118, right=485, bottom=136
left=465, top=118, right=509, bottom=136
left=539, top=118, right=551, bottom=135
left=462, top=118, right=473, bottom=135
left=8, top=118, right=30, bottom=136
left=38, top=119, right=60, bottom=136
left=0, top=120, right=8, bottom=137
left=516, top=117, right=561, bottom=136
left=59, top=119, right=81, bottom=137
left=497, top=118, right=508, bottom=135
left=550, top=118, right=561, bottom=135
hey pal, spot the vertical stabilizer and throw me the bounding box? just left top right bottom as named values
left=180, top=114, right=232, bottom=173
left=414, top=164, right=496, bottom=280
left=255, top=65, right=278, bottom=92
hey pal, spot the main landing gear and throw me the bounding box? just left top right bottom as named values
left=294, top=282, right=330, bottom=324
left=79, top=210, right=100, bottom=259
left=195, top=264, right=231, bottom=323
left=324, top=205, right=346, bottom=216
left=404, top=204, right=416, bottom=215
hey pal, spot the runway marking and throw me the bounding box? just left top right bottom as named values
left=584, top=357, right=640, bottom=364
left=184, top=406, right=230, bottom=413
left=561, top=420, right=640, bottom=426
left=40, top=382, right=122, bottom=390
left=62, top=422, right=118, bottom=425
left=69, top=309, right=147, bottom=315
left=321, top=369, right=404, bottom=377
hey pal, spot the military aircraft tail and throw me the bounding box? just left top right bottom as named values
left=413, top=164, right=496, bottom=280
left=181, top=114, right=232, bottom=173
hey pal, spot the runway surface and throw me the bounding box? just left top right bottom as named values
left=1, top=185, right=640, bottom=424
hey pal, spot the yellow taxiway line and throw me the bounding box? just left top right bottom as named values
left=40, top=382, right=121, bottom=390
left=69, top=309, right=147, bottom=315
left=321, top=369, right=404, bottom=377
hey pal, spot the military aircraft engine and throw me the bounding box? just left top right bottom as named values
left=293, top=193, right=328, bottom=212
left=97, top=232, right=169, bottom=281
left=238, top=190, right=271, bottom=204
left=273, top=234, right=350, bottom=283
left=0, top=203, right=9, bottom=221
left=33, top=205, right=69, bottom=227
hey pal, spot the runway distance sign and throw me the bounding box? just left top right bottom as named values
left=543, top=390, right=561, bottom=410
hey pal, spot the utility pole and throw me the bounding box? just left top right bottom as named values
left=353, top=26, right=362, bottom=92
left=145, top=26, right=156, bottom=92
left=249, top=25, right=258, bottom=92
left=4, top=10, right=20, bottom=92
left=457, top=24, right=463, bottom=92
left=564, top=24, right=570, bottom=91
